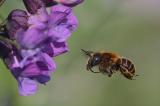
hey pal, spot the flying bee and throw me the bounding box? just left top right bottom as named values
left=81, top=49, right=138, bottom=80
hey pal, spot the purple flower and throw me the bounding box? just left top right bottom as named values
left=4, top=47, right=56, bottom=95
left=43, top=4, right=78, bottom=56
left=0, top=0, right=83, bottom=96
left=17, top=52, right=56, bottom=96
left=0, top=40, right=55, bottom=96
left=48, top=4, right=78, bottom=42
left=16, top=4, right=78, bottom=56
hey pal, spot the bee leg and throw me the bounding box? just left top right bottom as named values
left=99, top=65, right=112, bottom=76
left=90, top=67, right=100, bottom=73
left=91, top=70, right=100, bottom=73
left=106, top=68, right=113, bottom=77
left=89, top=67, right=100, bottom=73
left=86, top=64, right=90, bottom=71
left=87, top=65, right=100, bottom=73
left=111, top=64, right=119, bottom=73
left=101, top=68, right=113, bottom=77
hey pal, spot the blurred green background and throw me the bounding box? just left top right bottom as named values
left=0, top=0, right=160, bottom=106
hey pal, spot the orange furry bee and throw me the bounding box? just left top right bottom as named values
left=81, top=49, right=137, bottom=80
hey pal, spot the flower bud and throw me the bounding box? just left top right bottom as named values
left=5, top=9, right=28, bottom=40
left=57, top=0, right=84, bottom=7
left=41, top=0, right=58, bottom=7
left=23, top=0, right=44, bottom=14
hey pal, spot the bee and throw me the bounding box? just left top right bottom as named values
left=81, top=49, right=138, bottom=80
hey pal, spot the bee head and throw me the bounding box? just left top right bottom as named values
left=81, top=49, right=102, bottom=67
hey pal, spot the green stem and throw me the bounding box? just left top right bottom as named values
left=0, top=35, right=18, bottom=48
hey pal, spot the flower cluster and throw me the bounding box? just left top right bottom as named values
left=0, top=0, right=83, bottom=96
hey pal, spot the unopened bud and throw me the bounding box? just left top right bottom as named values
left=41, top=0, right=58, bottom=7
left=6, top=9, right=28, bottom=40
left=57, top=0, right=84, bottom=7
left=23, top=0, right=44, bottom=14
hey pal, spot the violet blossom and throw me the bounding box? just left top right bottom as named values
left=0, top=0, right=84, bottom=96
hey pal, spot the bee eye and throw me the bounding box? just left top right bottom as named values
left=91, top=55, right=101, bottom=66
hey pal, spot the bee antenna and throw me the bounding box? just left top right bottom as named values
left=81, top=49, right=93, bottom=57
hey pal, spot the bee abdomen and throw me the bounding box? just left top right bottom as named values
left=117, top=58, right=135, bottom=74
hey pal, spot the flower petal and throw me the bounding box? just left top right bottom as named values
left=20, top=52, right=56, bottom=84
left=42, top=41, right=68, bottom=57
left=48, top=25, right=71, bottom=42
left=21, top=62, right=52, bottom=84
left=18, top=77, right=38, bottom=96
left=16, top=28, right=47, bottom=49
left=28, top=7, right=48, bottom=29
left=52, top=41, right=68, bottom=56
left=41, top=53, right=56, bottom=70
left=48, top=5, right=78, bottom=42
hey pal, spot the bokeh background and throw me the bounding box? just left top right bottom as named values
left=0, top=0, right=160, bottom=106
